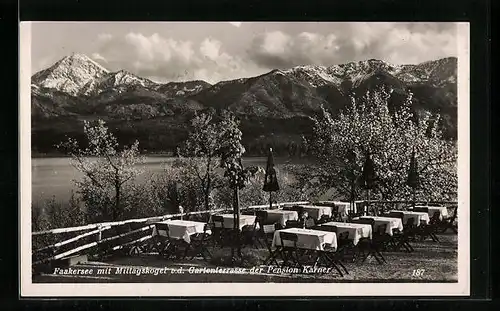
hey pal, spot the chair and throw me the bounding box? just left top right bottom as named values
left=364, top=224, right=388, bottom=264
left=314, top=226, right=349, bottom=276
left=393, top=218, right=416, bottom=252
left=304, top=216, right=316, bottom=229
left=419, top=211, right=441, bottom=242
left=279, top=232, right=302, bottom=268
left=188, top=223, right=212, bottom=261
left=263, top=224, right=284, bottom=266
left=255, top=210, right=269, bottom=224
left=386, top=211, right=405, bottom=221
left=210, top=215, right=227, bottom=247
left=440, top=206, right=458, bottom=234
left=317, top=214, right=331, bottom=224
left=285, top=220, right=302, bottom=228
left=351, top=218, right=376, bottom=230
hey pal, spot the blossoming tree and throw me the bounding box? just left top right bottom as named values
left=304, top=87, right=457, bottom=202
left=57, top=119, right=145, bottom=222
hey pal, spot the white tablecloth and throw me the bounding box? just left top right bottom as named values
left=322, top=221, right=373, bottom=245
left=214, top=214, right=257, bottom=230
left=298, top=205, right=332, bottom=221
left=272, top=228, right=337, bottom=251
left=389, top=210, right=430, bottom=226
left=265, top=210, right=299, bottom=227
left=357, top=216, right=404, bottom=236
left=153, top=220, right=209, bottom=243
left=319, top=201, right=351, bottom=218
left=414, top=206, right=449, bottom=220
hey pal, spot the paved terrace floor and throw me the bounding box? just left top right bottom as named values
left=33, top=232, right=458, bottom=283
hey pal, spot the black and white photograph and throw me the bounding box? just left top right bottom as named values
left=20, top=21, right=470, bottom=296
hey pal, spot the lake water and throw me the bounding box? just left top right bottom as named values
left=31, top=156, right=302, bottom=206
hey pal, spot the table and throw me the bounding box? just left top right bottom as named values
left=414, top=206, right=449, bottom=220
left=298, top=205, right=332, bottom=221
left=357, top=216, right=404, bottom=236
left=389, top=210, right=430, bottom=226
left=264, top=209, right=299, bottom=227
left=272, top=227, right=337, bottom=251
left=153, top=219, right=209, bottom=243
left=322, top=221, right=372, bottom=245
left=214, top=214, right=257, bottom=230
left=317, top=201, right=352, bottom=218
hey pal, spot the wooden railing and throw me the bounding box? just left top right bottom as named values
left=31, top=200, right=457, bottom=270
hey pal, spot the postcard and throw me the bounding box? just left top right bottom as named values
left=20, top=21, right=470, bottom=296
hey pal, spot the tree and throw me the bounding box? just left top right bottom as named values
left=57, top=119, right=145, bottom=222
left=303, top=87, right=457, bottom=202
left=179, top=110, right=247, bottom=211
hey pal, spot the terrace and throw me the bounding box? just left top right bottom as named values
left=32, top=200, right=458, bottom=283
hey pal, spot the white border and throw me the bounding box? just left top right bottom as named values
left=20, top=22, right=470, bottom=297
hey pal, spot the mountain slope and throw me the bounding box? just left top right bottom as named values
left=31, top=55, right=458, bottom=155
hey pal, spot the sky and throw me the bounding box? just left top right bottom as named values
left=30, top=22, right=460, bottom=84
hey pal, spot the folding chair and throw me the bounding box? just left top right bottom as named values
left=241, top=217, right=262, bottom=249
left=210, top=215, right=227, bottom=247
left=285, top=220, right=302, bottom=228
left=393, top=218, right=416, bottom=252
left=317, top=214, right=331, bottom=224
left=314, top=226, right=348, bottom=276
left=440, top=206, right=458, bottom=234
left=188, top=223, right=213, bottom=261
left=362, top=224, right=387, bottom=264
left=152, top=223, right=177, bottom=259
left=263, top=223, right=282, bottom=266
left=279, top=232, right=302, bottom=269
left=419, top=211, right=441, bottom=242
left=304, top=216, right=316, bottom=229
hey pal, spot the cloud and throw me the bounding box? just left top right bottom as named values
left=93, top=32, right=263, bottom=84
left=229, top=22, right=242, bottom=27
left=247, top=23, right=458, bottom=68
left=87, top=23, right=458, bottom=84
left=91, top=53, right=107, bottom=62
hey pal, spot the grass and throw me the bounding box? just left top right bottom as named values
left=33, top=231, right=457, bottom=283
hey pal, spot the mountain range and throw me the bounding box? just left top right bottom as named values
left=31, top=53, right=458, bottom=155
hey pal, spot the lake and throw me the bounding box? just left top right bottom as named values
left=31, top=156, right=304, bottom=206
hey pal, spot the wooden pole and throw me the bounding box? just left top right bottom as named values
left=269, top=191, right=273, bottom=209
left=235, top=187, right=241, bottom=258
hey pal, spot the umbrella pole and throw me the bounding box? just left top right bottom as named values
left=269, top=191, right=273, bottom=209
left=366, top=189, right=370, bottom=216
left=412, top=186, right=416, bottom=209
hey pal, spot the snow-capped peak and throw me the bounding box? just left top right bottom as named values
left=32, top=53, right=109, bottom=96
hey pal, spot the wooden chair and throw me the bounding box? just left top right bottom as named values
left=419, top=211, right=441, bottom=242
left=440, top=206, right=458, bottom=234
left=188, top=223, right=212, bottom=261
left=285, top=220, right=302, bottom=229
left=279, top=232, right=302, bottom=268
left=393, top=218, right=416, bottom=252
left=365, top=224, right=388, bottom=264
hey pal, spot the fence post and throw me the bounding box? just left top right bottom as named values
left=97, top=226, right=102, bottom=242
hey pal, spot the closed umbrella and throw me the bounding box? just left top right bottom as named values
left=406, top=148, right=420, bottom=208
left=263, top=147, right=280, bottom=209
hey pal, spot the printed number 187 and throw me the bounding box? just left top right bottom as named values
left=412, top=269, right=425, bottom=277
